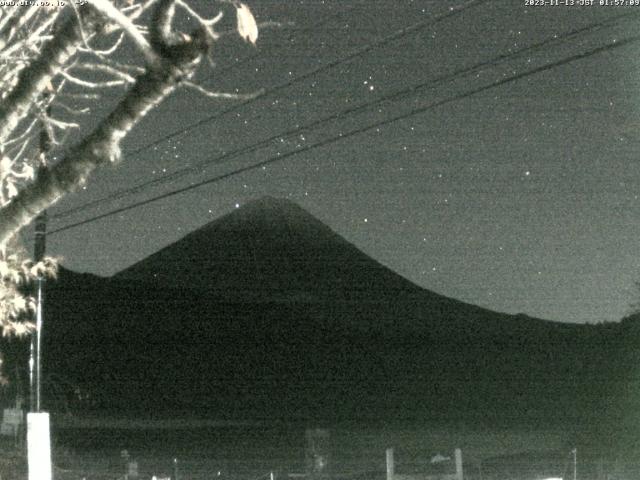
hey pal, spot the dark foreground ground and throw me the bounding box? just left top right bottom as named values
left=0, top=419, right=639, bottom=480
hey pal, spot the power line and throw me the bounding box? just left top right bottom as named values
left=122, top=0, right=490, bottom=156
left=196, top=5, right=354, bottom=87
left=50, top=34, right=637, bottom=234
left=51, top=8, right=635, bottom=221
left=48, top=33, right=639, bottom=236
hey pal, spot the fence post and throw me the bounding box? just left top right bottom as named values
left=455, top=448, right=463, bottom=480
left=172, top=457, right=179, bottom=480
left=305, top=429, right=330, bottom=479
left=386, top=448, right=394, bottom=480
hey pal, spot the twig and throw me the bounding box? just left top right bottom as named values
left=183, top=81, right=263, bottom=100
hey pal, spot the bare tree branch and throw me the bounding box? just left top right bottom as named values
left=0, top=11, right=60, bottom=60
left=183, top=81, right=263, bottom=100
left=0, top=0, right=261, bottom=335
left=59, top=70, right=128, bottom=89
left=90, top=0, right=161, bottom=67
left=0, top=7, right=104, bottom=145
left=0, top=11, right=211, bottom=245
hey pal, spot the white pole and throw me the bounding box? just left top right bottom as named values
left=27, top=412, right=52, bottom=480
left=386, top=448, right=394, bottom=480
left=455, top=448, right=463, bottom=480
left=34, top=273, right=44, bottom=411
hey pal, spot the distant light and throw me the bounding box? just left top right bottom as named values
left=364, top=218, right=368, bottom=223
left=235, top=203, right=240, bottom=208
left=525, top=170, right=531, bottom=176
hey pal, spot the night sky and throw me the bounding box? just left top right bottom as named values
left=39, top=0, right=640, bottom=324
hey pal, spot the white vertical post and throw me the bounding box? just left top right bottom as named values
left=27, top=412, right=52, bottom=480
left=172, top=457, right=179, bottom=480
left=34, top=272, right=44, bottom=411
left=386, top=448, right=394, bottom=480
left=455, top=448, right=463, bottom=480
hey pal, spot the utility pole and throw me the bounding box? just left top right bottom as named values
left=29, top=95, right=51, bottom=414
left=27, top=95, right=52, bottom=480
left=31, top=211, right=46, bottom=412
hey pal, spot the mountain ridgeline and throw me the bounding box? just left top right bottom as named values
left=30, top=197, right=640, bottom=427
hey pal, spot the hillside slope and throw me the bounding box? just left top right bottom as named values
left=33, top=198, right=631, bottom=426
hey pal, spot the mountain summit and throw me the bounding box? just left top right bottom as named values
left=115, top=196, right=427, bottom=302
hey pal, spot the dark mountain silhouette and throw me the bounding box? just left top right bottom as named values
left=25, top=197, right=637, bottom=431
left=115, top=196, right=426, bottom=303
left=111, top=197, right=559, bottom=335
